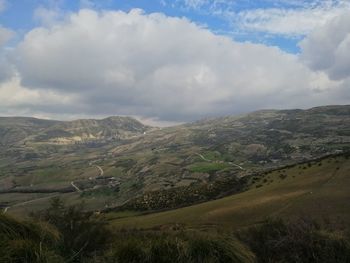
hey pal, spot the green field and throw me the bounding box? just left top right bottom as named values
left=109, top=155, right=350, bottom=230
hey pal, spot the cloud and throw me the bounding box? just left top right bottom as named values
left=0, top=26, right=15, bottom=82
left=300, top=12, right=350, bottom=81
left=0, top=26, right=13, bottom=46
left=33, top=7, right=64, bottom=26
left=0, top=0, right=7, bottom=13
left=180, top=0, right=209, bottom=9
left=0, top=75, right=78, bottom=117
left=227, top=1, right=350, bottom=37
left=80, top=0, right=95, bottom=8
left=172, top=0, right=350, bottom=38
left=0, top=8, right=343, bottom=123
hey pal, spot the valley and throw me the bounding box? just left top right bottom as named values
left=1, top=105, right=350, bottom=263
left=1, top=105, right=350, bottom=217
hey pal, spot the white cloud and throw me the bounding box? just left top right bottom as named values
left=33, top=6, right=64, bottom=26
left=181, top=0, right=209, bottom=9
left=228, top=1, right=350, bottom=37
left=0, top=26, right=14, bottom=46
left=300, top=12, right=350, bottom=81
left=80, top=0, right=96, bottom=9
left=172, top=0, right=350, bottom=38
left=0, top=8, right=344, bottom=122
left=0, top=75, right=78, bottom=117
left=0, top=0, right=7, bottom=13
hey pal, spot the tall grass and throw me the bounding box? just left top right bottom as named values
left=97, top=230, right=255, bottom=263
left=0, top=213, right=63, bottom=262
left=237, top=217, right=350, bottom=263
left=2, top=199, right=350, bottom=262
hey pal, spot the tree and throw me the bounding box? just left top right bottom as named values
left=33, top=197, right=110, bottom=262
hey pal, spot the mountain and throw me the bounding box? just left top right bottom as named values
left=0, top=116, right=149, bottom=148
left=0, top=105, right=349, bottom=215
left=0, top=117, right=58, bottom=146
left=32, top=116, right=149, bottom=144
left=185, top=105, right=350, bottom=163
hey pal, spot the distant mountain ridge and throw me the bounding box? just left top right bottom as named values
left=0, top=117, right=59, bottom=146
left=1, top=105, right=349, bottom=148
left=0, top=116, right=150, bottom=146
left=1, top=105, right=350, bottom=215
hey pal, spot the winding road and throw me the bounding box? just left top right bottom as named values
left=95, top=165, right=104, bottom=176
left=195, top=152, right=245, bottom=170
left=227, top=162, right=245, bottom=170
left=195, top=153, right=212, bottom=162
left=3, top=165, right=105, bottom=214
left=71, top=181, right=82, bottom=192
left=70, top=165, right=104, bottom=193
left=3, top=193, right=61, bottom=214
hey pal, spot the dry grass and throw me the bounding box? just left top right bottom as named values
left=110, top=156, right=350, bottom=230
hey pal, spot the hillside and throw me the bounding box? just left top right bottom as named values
left=0, top=117, right=58, bottom=146
left=32, top=116, right=149, bottom=144
left=2, top=145, right=350, bottom=263
left=1, top=105, right=350, bottom=215
left=0, top=116, right=149, bottom=148
left=109, top=154, right=350, bottom=230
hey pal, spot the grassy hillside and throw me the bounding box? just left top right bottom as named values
left=109, top=154, right=350, bottom=230
left=3, top=198, right=350, bottom=263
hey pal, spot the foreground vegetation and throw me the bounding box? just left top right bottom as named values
left=1, top=198, right=350, bottom=262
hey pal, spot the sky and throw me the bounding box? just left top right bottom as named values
left=0, top=0, right=349, bottom=125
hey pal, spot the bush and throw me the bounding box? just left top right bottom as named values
left=32, top=197, right=110, bottom=262
left=0, top=214, right=63, bottom=263
left=0, top=239, right=64, bottom=263
left=100, top=231, right=255, bottom=263
left=187, top=235, right=254, bottom=263
left=2, top=205, right=255, bottom=263
left=238, top=218, right=350, bottom=263
left=279, top=174, right=287, bottom=179
left=3, top=210, right=350, bottom=263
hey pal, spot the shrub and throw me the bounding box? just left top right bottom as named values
left=101, top=231, right=255, bottom=263
left=32, top=197, right=110, bottom=261
left=238, top=218, right=350, bottom=263
left=279, top=174, right=287, bottom=179
left=0, top=214, right=63, bottom=263
left=187, top=235, right=254, bottom=263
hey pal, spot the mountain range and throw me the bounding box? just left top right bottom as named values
left=0, top=105, right=349, bottom=214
